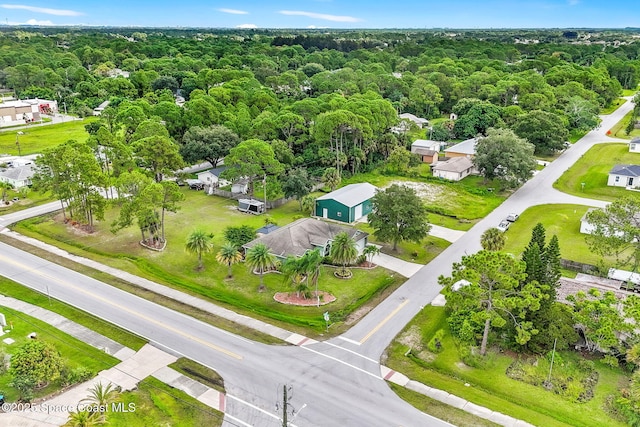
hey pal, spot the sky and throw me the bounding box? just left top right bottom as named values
left=0, top=1, right=638, bottom=29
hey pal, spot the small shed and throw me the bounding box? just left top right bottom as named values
left=232, top=179, right=249, bottom=194
left=411, top=140, right=441, bottom=164
left=196, top=167, right=229, bottom=188
left=315, top=182, right=378, bottom=224
left=238, top=199, right=265, bottom=215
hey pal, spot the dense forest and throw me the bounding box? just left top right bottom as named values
left=1, top=27, right=639, bottom=186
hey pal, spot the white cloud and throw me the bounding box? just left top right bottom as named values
left=307, top=25, right=328, bottom=29
left=0, top=4, right=83, bottom=16
left=7, top=18, right=54, bottom=25
left=236, top=23, right=257, bottom=29
left=218, top=8, right=248, bottom=15
left=279, top=10, right=361, bottom=23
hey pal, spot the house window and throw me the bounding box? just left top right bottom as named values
left=615, top=176, right=620, bottom=183
left=632, top=143, right=637, bottom=151
left=337, top=212, right=342, bottom=217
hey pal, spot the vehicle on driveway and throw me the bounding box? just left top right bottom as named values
left=186, top=179, right=204, bottom=190
left=506, top=213, right=519, bottom=222
left=497, top=220, right=511, bottom=232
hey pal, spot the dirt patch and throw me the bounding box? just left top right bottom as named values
left=396, top=325, right=424, bottom=351
left=387, top=180, right=446, bottom=203
left=344, top=305, right=373, bottom=326
left=274, top=291, right=336, bottom=306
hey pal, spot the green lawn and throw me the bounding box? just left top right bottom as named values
left=342, top=168, right=505, bottom=222
left=0, top=306, right=120, bottom=401
left=0, top=118, right=96, bottom=155
left=13, top=189, right=406, bottom=336
left=0, top=189, right=55, bottom=214
left=0, top=277, right=147, bottom=350
left=104, top=377, right=223, bottom=427
left=554, top=143, right=640, bottom=201
left=386, top=305, right=628, bottom=427
left=607, top=110, right=640, bottom=140
left=600, top=98, right=627, bottom=115
left=568, top=129, right=589, bottom=143
left=622, top=88, right=638, bottom=97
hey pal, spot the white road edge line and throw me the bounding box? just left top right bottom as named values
left=227, top=394, right=299, bottom=427
left=337, top=336, right=361, bottom=346
left=323, top=341, right=379, bottom=364
left=300, top=345, right=382, bottom=380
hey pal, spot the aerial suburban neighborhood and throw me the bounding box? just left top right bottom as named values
left=0, top=14, right=640, bottom=427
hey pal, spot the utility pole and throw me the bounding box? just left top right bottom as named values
left=282, top=385, right=288, bottom=427
left=263, top=173, right=267, bottom=214
left=15, top=132, right=22, bottom=156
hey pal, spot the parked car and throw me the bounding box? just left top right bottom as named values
left=497, top=220, right=511, bottom=232
left=186, top=179, right=204, bottom=190
left=506, top=213, right=519, bottom=222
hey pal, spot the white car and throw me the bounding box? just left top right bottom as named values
left=506, top=213, right=519, bottom=222
left=497, top=220, right=511, bottom=232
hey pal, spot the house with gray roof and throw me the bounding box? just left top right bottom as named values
left=432, top=157, right=475, bottom=182
left=399, top=113, right=429, bottom=128
left=243, top=218, right=368, bottom=260
left=608, top=164, right=640, bottom=188
left=315, top=182, right=378, bottom=224
left=0, top=164, right=34, bottom=188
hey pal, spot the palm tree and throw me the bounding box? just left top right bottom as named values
left=0, top=181, right=13, bottom=204
left=330, top=232, right=357, bottom=278
left=301, top=249, right=323, bottom=304
left=301, top=195, right=315, bottom=215
left=480, top=227, right=506, bottom=251
left=245, top=243, right=277, bottom=292
left=185, top=229, right=214, bottom=270
left=81, top=382, right=120, bottom=421
left=66, top=409, right=105, bottom=427
left=362, top=245, right=381, bottom=266
left=281, top=256, right=308, bottom=297
left=216, top=242, right=243, bottom=278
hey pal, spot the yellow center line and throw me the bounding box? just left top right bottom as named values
left=0, top=253, right=243, bottom=360
left=359, top=299, right=409, bottom=344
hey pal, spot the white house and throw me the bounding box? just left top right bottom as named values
left=630, top=138, right=640, bottom=153
left=607, top=164, right=640, bottom=188
left=197, top=167, right=229, bottom=189
left=432, top=157, right=475, bottom=181
left=0, top=164, right=35, bottom=188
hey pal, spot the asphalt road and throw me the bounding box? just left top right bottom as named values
left=0, top=98, right=634, bottom=426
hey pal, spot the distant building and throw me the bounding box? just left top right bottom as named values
left=411, top=140, right=442, bottom=164
left=444, top=138, right=478, bottom=159
left=399, top=113, right=429, bottom=128
left=0, top=164, right=35, bottom=188
left=0, top=98, right=58, bottom=127
left=630, top=138, right=640, bottom=153
left=432, top=157, right=475, bottom=182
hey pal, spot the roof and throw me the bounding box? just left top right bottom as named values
left=197, top=167, right=226, bottom=178
left=0, top=164, right=34, bottom=181
left=256, top=224, right=279, bottom=234
left=399, top=113, right=429, bottom=124
left=239, top=198, right=264, bottom=206
left=580, top=208, right=596, bottom=222
left=243, top=218, right=368, bottom=258
left=411, top=139, right=441, bottom=151
left=316, top=183, right=378, bottom=208
left=433, top=157, right=474, bottom=173
left=609, top=164, right=640, bottom=177
left=413, top=148, right=438, bottom=156
left=444, top=138, right=478, bottom=155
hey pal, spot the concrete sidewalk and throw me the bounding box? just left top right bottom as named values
left=429, top=224, right=466, bottom=243
left=370, top=251, right=423, bottom=277
left=0, top=296, right=226, bottom=426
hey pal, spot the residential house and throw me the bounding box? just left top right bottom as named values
left=607, top=164, right=640, bottom=188
left=0, top=164, right=35, bottom=188
left=444, top=138, right=478, bottom=159
left=411, top=140, right=441, bottom=164
left=432, top=157, right=475, bottom=182
left=630, top=138, right=640, bottom=153
left=197, top=167, right=230, bottom=189
left=243, top=218, right=369, bottom=260
left=399, top=113, right=429, bottom=128
left=315, top=183, right=379, bottom=224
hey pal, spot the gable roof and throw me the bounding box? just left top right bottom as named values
left=316, top=183, right=378, bottom=208
left=433, top=157, right=474, bottom=173
left=0, top=164, right=34, bottom=181
left=609, top=164, right=640, bottom=177
left=444, top=138, right=478, bottom=155
left=399, top=113, right=429, bottom=124
left=198, top=167, right=226, bottom=178
left=413, top=148, right=438, bottom=156
left=411, top=139, right=441, bottom=152
left=243, top=218, right=368, bottom=258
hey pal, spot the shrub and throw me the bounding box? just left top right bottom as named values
left=427, top=329, right=445, bottom=353
left=60, top=366, right=93, bottom=387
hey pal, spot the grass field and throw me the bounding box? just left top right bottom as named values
left=0, top=118, right=96, bottom=156
left=386, top=305, right=628, bottom=427
left=553, top=143, right=640, bottom=201
left=13, top=189, right=406, bottom=336
left=0, top=306, right=120, bottom=401
left=622, top=88, right=639, bottom=97
left=607, top=110, right=640, bottom=140
left=600, top=98, right=627, bottom=115
left=105, top=377, right=223, bottom=427
left=501, top=204, right=604, bottom=265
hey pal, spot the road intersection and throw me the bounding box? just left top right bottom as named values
left=0, top=97, right=635, bottom=426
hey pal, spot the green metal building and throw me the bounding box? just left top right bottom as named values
left=315, top=182, right=378, bottom=224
